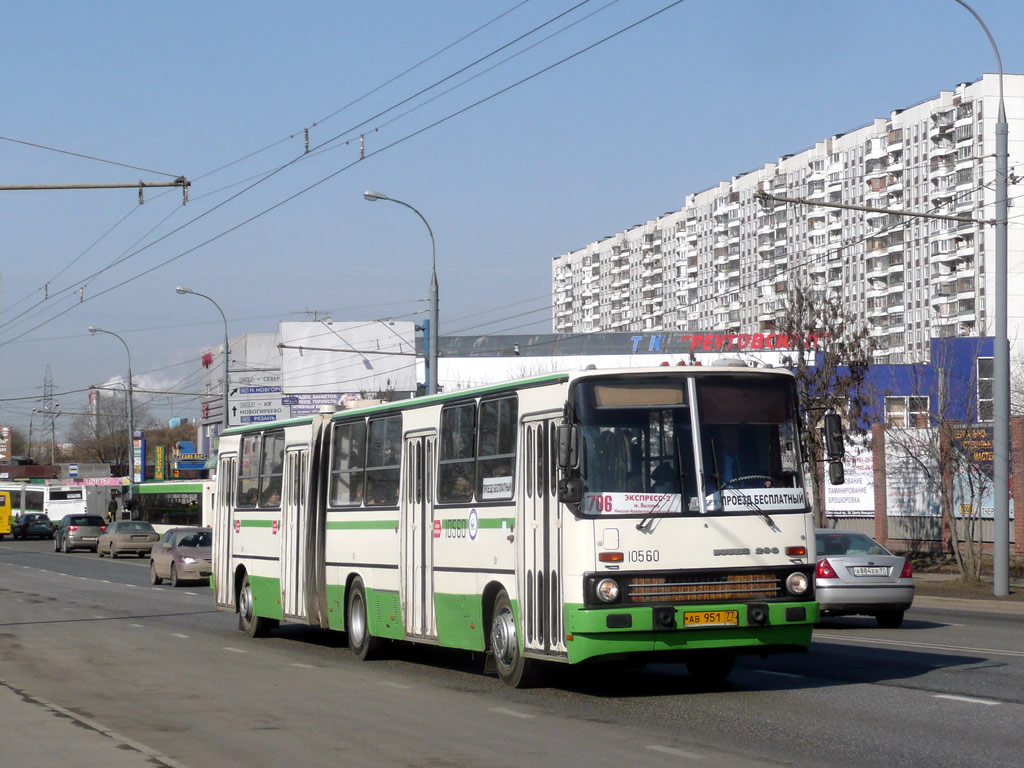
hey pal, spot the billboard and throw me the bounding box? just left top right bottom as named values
left=0, top=426, right=10, bottom=462
left=279, top=320, right=417, bottom=395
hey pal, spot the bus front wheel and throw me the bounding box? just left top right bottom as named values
left=347, top=577, right=379, bottom=661
left=489, top=590, right=536, bottom=688
left=239, top=573, right=276, bottom=638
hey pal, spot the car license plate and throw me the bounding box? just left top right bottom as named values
left=852, top=566, right=888, bottom=576
left=683, top=610, right=739, bottom=628
left=82, top=537, right=97, bottom=541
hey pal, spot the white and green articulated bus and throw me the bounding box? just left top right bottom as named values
left=212, top=365, right=824, bottom=687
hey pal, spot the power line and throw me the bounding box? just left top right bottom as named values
left=0, top=0, right=686, bottom=350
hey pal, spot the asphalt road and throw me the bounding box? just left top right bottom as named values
left=2, top=537, right=1022, bottom=768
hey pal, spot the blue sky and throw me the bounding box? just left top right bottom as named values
left=3, top=0, right=1024, bottom=436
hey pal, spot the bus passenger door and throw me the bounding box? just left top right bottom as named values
left=401, top=432, right=436, bottom=639
left=281, top=448, right=308, bottom=620
left=519, top=416, right=564, bottom=657
left=214, top=454, right=235, bottom=609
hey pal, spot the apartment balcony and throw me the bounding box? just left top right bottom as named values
left=865, top=140, right=887, bottom=162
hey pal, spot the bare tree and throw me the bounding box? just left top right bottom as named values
left=775, top=281, right=875, bottom=524
left=883, top=346, right=993, bottom=583
left=64, top=391, right=150, bottom=471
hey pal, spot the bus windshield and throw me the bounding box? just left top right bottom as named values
left=572, top=374, right=805, bottom=517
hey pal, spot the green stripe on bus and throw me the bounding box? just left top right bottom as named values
left=138, top=482, right=205, bottom=494
left=239, top=519, right=276, bottom=528
left=326, top=520, right=398, bottom=530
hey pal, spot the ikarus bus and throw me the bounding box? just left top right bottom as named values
left=212, top=365, right=833, bottom=687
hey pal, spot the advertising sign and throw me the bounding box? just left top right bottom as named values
left=132, top=433, right=146, bottom=484
left=0, top=426, right=10, bottom=462
left=154, top=446, right=165, bottom=481
left=884, top=429, right=940, bottom=517
left=825, top=441, right=875, bottom=517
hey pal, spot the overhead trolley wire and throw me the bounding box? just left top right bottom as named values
left=0, top=0, right=687, bottom=351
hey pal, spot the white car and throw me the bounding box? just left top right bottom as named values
left=814, top=529, right=915, bottom=628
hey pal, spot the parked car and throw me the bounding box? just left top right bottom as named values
left=97, top=520, right=159, bottom=558
left=54, top=514, right=107, bottom=553
left=815, top=528, right=915, bottom=628
left=150, top=527, right=212, bottom=587
left=12, top=513, right=55, bottom=539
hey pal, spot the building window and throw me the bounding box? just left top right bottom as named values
left=977, top=357, right=994, bottom=421
left=885, top=395, right=929, bottom=427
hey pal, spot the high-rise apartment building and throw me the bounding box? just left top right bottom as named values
left=552, top=75, right=1023, bottom=364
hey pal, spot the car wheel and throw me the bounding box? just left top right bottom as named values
left=875, top=610, right=905, bottom=629
left=54, top=536, right=60, bottom=552
left=170, top=563, right=180, bottom=588
left=347, top=577, right=380, bottom=661
left=98, top=547, right=104, bottom=558
left=238, top=573, right=276, bottom=638
left=489, top=589, right=535, bottom=687
left=150, top=561, right=162, bottom=585
left=110, top=547, right=118, bottom=559
left=60, top=537, right=68, bottom=554
left=686, top=651, right=736, bottom=686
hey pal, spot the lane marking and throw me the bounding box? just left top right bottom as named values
left=129, top=623, right=144, bottom=628
left=183, top=592, right=199, bottom=596
left=290, top=663, right=315, bottom=669
left=815, top=633, right=1024, bottom=658
left=380, top=681, right=411, bottom=689
left=934, top=694, right=999, bottom=706
left=490, top=707, right=534, bottom=719
left=757, top=670, right=803, bottom=678
left=171, top=633, right=190, bottom=639
left=646, top=745, right=704, bottom=759
left=223, top=647, right=247, bottom=653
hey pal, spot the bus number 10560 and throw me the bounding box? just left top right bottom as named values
left=628, top=549, right=660, bottom=563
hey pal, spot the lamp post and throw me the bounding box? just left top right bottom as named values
left=89, top=327, right=135, bottom=506
left=954, top=0, right=1009, bottom=596
left=176, top=287, right=231, bottom=441
left=364, top=190, right=439, bottom=395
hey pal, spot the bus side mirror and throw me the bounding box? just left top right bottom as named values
left=558, top=476, right=583, bottom=505
left=823, top=413, right=845, bottom=459
left=556, top=423, right=578, bottom=469
left=828, top=460, right=845, bottom=486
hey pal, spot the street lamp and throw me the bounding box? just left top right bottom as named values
left=364, top=190, right=439, bottom=395
left=89, top=326, right=135, bottom=505
left=176, top=287, right=231, bottom=442
left=954, top=0, right=1009, bottom=597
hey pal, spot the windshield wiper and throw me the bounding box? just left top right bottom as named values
left=727, top=490, right=778, bottom=531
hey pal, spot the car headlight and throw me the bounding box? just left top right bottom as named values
left=595, top=577, right=620, bottom=603
left=786, top=571, right=809, bottom=596
left=181, top=556, right=199, bottom=565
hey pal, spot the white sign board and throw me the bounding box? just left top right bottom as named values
left=825, top=441, right=875, bottom=517
left=229, top=371, right=287, bottom=426
left=279, top=320, right=417, bottom=395
left=884, top=428, right=941, bottom=517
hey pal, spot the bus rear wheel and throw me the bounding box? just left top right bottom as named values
left=489, top=590, right=536, bottom=688
left=239, top=573, right=276, bottom=638
left=347, top=577, right=380, bottom=661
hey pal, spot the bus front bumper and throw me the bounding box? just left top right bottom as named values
left=562, top=601, right=818, bottom=664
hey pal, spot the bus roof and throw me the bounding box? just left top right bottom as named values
left=220, top=365, right=794, bottom=437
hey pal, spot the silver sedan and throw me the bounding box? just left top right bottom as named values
left=814, top=528, right=915, bottom=628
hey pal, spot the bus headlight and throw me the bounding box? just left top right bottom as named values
left=786, top=571, right=809, bottom=596
left=595, top=578, right=620, bottom=603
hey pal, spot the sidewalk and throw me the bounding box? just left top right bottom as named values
left=0, top=681, right=188, bottom=768
left=913, top=572, right=1024, bottom=616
